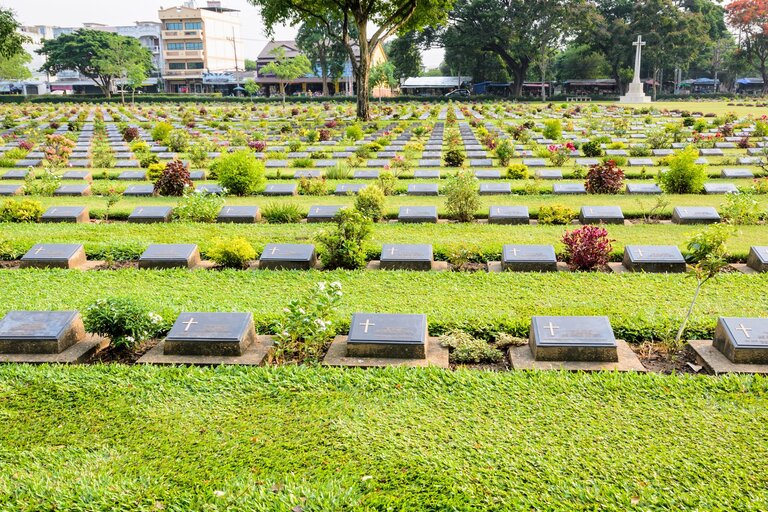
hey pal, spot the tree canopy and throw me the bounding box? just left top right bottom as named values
left=260, top=48, right=313, bottom=102
left=727, top=0, right=768, bottom=92
left=296, top=19, right=349, bottom=95
left=38, top=29, right=152, bottom=98
left=247, top=0, right=454, bottom=120
left=0, top=8, right=29, bottom=60
left=385, top=31, right=423, bottom=80
left=0, top=50, right=32, bottom=80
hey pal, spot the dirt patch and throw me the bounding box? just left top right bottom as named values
left=631, top=342, right=701, bottom=374
left=447, top=262, right=488, bottom=272
left=89, top=339, right=159, bottom=364
left=92, top=261, right=139, bottom=271
left=0, top=261, right=22, bottom=269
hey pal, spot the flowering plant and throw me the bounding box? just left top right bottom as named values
left=273, top=282, right=342, bottom=363
left=83, top=297, right=170, bottom=349
left=547, top=142, right=576, bottom=166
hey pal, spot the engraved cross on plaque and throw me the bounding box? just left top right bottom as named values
left=183, top=318, right=198, bottom=331
left=359, top=319, right=375, bottom=333
left=509, top=247, right=518, bottom=256
left=270, top=246, right=279, bottom=255
left=736, top=323, right=752, bottom=338
left=34, top=247, right=45, bottom=254
left=543, top=322, right=559, bottom=336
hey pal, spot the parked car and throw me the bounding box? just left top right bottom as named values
left=445, top=89, right=470, bottom=98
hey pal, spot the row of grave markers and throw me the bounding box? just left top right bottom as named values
left=14, top=242, right=768, bottom=274
left=0, top=309, right=765, bottom=373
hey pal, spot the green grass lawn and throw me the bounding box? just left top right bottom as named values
left=3, top=269, right=768, bottom=340
left=0, top=365, right=767, bottom=511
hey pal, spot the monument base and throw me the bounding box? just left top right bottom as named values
left=620, top=81, right=652, bottom=104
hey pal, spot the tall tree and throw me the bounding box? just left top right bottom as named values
left=369, top=61, right=398, bottom=99
left=244, top=59, right=258, bottom=71
left=248, top=0, right=454, bottom=120
left=38, top=29, right=152, bottom=98
left=443, top=0, right=592, bottom=96
left=385, top=31, right=423, bottom=79
left=296, top=19, right=349, bottom=95
left=0, top=8, right=29, bottom=60
left=0, top=50, right=32, bottom=80
left=126, top=64, right=149, bottom=104
left=727, top=0, right=768, bottom=93
left=259, top=48, right=313, bottom=103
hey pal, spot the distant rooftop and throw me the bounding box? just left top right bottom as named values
left=401, top=76, right=471, bottom=88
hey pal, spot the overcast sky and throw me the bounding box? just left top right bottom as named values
left=5, top=0, right=443, bottom=68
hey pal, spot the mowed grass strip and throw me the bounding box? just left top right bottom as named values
left=2, top=221, right=768, bottom=261
left=2, top=269, right=768, bottom=340
left=0, top=365, right=767, bottom=511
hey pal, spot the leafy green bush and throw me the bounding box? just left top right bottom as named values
left=377, top=172, right=397, bottom=196
left=263, top=202, right=304, bottom=223
left=507, top=164, right=529, bottom=179
left=316, top=208, right=372, bottom=270
left=494, top=139, right=515, bottom=166
left=686, top=223, right=732, bottom=263
left=325, top=162, right=351, bottom=180
left=166, top=129, right=190, bottom=152
left=444, top=169, right=480, bottom=222
left=345, top=124, right=364, bottom=141
left=581, top=140, right=603, bottom=157
left=298, top=177, right=327, bottom=195
left=83, top=297, right=169, bottom=350
left=657, top=146, right=707, bottom=194
left=147, top=162, right=165, bottom=182
left=354, top=184, right=385, bottom=222
left=0, top=199, right=43, bottom=222
left=207, top=237, right=256, bottom=269
left=215, top=150, right=266, bottom=196
left=721, top=190, right=762, bottom=225
left=151, top=122, right=173, bottom=142
left=24, top=169, right=60, bottom=197
left=273, top=281, right=342, bottom=363
left=291, top=157, right=314, bottom=168
left=173, top=190, right=225, bottom=223
left=439, top=330, right=503, bottom=364
left=629, top=144, right=651, bottom=157
left=444, top=148, right=465, bottom=167
left=538, top=204, right=576, bottom=225
left=542, top=119, right=562, bottom=140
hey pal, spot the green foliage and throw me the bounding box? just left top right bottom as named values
left=376, top=171, right=397, bottom=196
left=494, top=138, right=515, bottom=166
left=263, top=202, right=304, bottom=223
left=369, top=62, right=398, bottom=92
left=325, top=162, right=351, bottom=180
left=23, top=169, right=60, bottom=197
left=146, top=162, right=165, bottom=182
left=581, top=140, right=604, bottom=157
left=173, top=190, right=225, bottom=223
left=686, top=224, right=733, bottom=263
left=444, top=169, right=480, bottom=222
left=721, top=191, right=762, bottom=225
left=166, top=129, right=190, bottom=152
left=506, top=164, right=529, bottom=179
left=0, top=199, right=43, bottom=222
left=316, top=208, right=373, bottom=270
left=345, top=124, right=364, bottom=141
left=657, top=146, right=707, bottom=194
left=0, top=8, right=29, bottom=60
left=538, top=204, right=576, bottom=225
left=215, top=150, right=266, bottom=196
left=273, top=281, right=342, bottom=363
left=259, top=48, right=313, bottom=102
left=151, top=122, right=173, bottom=143
left=353, top=184, right=386, bottom=222
left=444, top=148, right=465, bottom=167
left=206, top=237, right=256, bottom=269
left=298, top=177, right=327, bottom=195
left=439, top=330, right=503, bottom=364
left=543, top=119, right=562, bottom=140
left=83, top=296, right=168, bottom=349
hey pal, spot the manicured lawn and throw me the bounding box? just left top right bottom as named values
left=3, top=269, right=768, bottom=340
left=0, top=365, right=767, bottom=510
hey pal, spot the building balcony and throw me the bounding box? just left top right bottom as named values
left=161, top=30, right=202, bottom=40
left=164, top=50, right=204, bottom=59
left=163, top=69, right=204, bottom=79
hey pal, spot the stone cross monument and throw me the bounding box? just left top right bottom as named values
left=620, top=35, right=652, bottom=104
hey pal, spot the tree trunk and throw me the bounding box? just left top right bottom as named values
left=355, top=21, right=371, bottom=121
left=511, top=66, right=526, bottom=97
left=280, top=82, right=286, bottom=105
left=322, top=75, right=329, bottom=96
left=761, top=59, right=768, bottom=94
left=675, top=280, right=704, bottom=347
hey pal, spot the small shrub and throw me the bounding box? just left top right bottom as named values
left=151, top=121, right=173, bottom=143
left=686, top=223, right=732, bottom=263
left=273, top=281, right=342, bottom=363
left=147, top=162, right=165, bottom=181
left=316, top=209, right=372, bottom=270
left=173, top=190, right=225, bottom=222
left=581, top=140, right=603, bottom=157
left=721, top=190, right=762, bottom=225
left=345, top=124, right=364, bottom=141
left=24, top=169, right=60, bottom=197
left=154, top=160, right=192, bottom=197
left=263, top=202, right=304, bottom=223
left=542, top=119, right=562, bottom=140
left=83, top=297, right=168, bottom=350
left=585, top=160, right=625, bottom=194
left=439, top=330, right=503, bottom=364
left=188, top=143, right=209, bottom=168
left=122, top=127, right=139, bottom=142
left=444, top=169, right=480, bottom=222
left=657, top=146, right=707, bottom=194
left=444, top=148, right=465, bottom=167
left=325, top=162, right=351, bottom=180
left=538, top=204, right=575, bottom=225
left=166, top=129, right=190, bottom=152
left=0, top=199, right=43, bottom=222
left=507, top=164, right=529, bottom=180
left=215, top=150, right=266, bottom=196
left=291, top=157, right=314, bottom=168
left=562, top=225, right=613, bottom=271
left=494, top=139, right=515, bottom=166
left=377, top=171, right=397, bottom=196
left=629, top=144, right=651, bottom=157
left=354, top=184, right=385, bottom=221
left=207, top=237, right=256, bottom=269
left=298, top=177, right=327, bottom=195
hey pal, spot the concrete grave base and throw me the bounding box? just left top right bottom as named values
left=487, top=262, right=570, bottom=273
left=508, top=339, right=646, bottom=372
left=249, top=261, right=322, bottom=270
left=366, top=261, right=448, bottom=271
left=138, top=335, right=274, bottom=366
left=323, top=335, right=449, bottom=368
left=689, top=340, right=768, bottom=375
left=0, top=335, right=107, bottom=364
left=731, top=263, right=758, bottom=275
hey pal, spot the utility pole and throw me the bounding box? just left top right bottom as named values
left=227, top=27, right=239, bottom=72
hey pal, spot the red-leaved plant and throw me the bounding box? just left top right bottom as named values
left=562, top=225, right=613, bottom=271
left=585, top=160, right=625, bottom=194
left=154, top=159, right=192, bottom=196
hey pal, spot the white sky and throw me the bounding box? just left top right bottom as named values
left=5, top=0, right=444, bottom=68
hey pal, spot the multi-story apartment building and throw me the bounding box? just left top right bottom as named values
left=158, top=1, right=244, bottom=93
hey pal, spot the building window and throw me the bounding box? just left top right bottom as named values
left=187, top=62, right=204, bottom=69
left=165, top=22, right=182, bottom=30
left=185, top=42, right=203, bottom=50
left=167, top=43, right=184, bottom=50
left=168, top=62, right=186, bottom=70
left=185, top=22, right=202, bottom=30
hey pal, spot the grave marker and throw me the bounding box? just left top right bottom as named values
left=529, top=316, right=618, bottom=362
